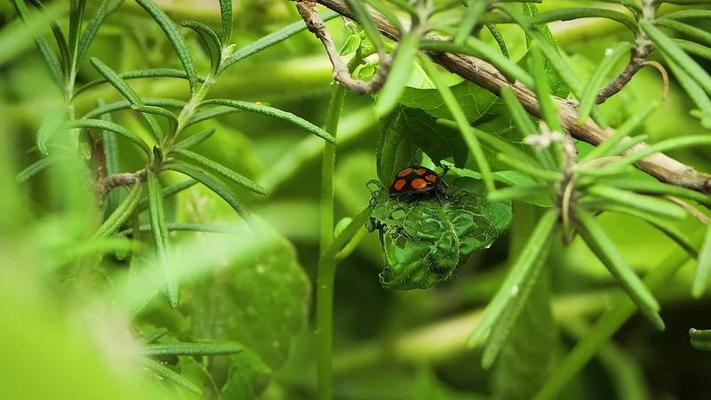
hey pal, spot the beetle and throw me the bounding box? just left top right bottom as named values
left=389, top=165, right=449, bottom=200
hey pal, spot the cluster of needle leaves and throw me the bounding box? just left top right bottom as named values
left=326, top=0, right=711, bottom=398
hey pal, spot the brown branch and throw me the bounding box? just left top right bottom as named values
left=296, top=0, right=392, bottom=94
left=596, top=36, right=652, bottom=104
left=313, top=0, right=711, bottom=195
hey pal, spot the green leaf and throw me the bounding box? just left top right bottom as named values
left=692, top=223, right=711, bottom=297
left=135, top=179, right=197, bottom=213
left=222, top=11, right=339, bottom=68
left=320, top=207, right=370, bottom=263
left=182, top=20, right=222, bottom=75
left=582, top=102, right=658, bottom=162
left=486, top=24, right=510, bottom=58
left=674, top=38, right=711, bottom=61
left=66, top=119, right=151, bottom=157
left=455, top=0, right=488, bottom=45
left=531, top=8, right=637, bottom=31
left=375, top=32, right=420, bottom=116
left=75, top=68, right=197, bottom=98
left=130, top=104, right=177, bottom=133
left=201, top=99, right=335, bottom=143
left=656, top=18, right=711, bottom=47
left=83, top=98, right=185, bottom=120
left=171, top=148, right=266, bottom=195
left=146, top=171, right=179, bottom=308
left=185, top=228, right=311, bottom=370
left=166, top=161, right=251, bottom=220
left=468, top=209, right=557, bottom=347
left=219, top=0, right=232, bottom=44
left=76, top=0, right=121, bottom=65
left=174, top=127, right=216, bottom=149
left=375, top=107, right=419, bottom=184
left=68, top=0, right=86, bottom=67
left=662, top=52, right=711, bottom=127
left=420, top=39, right=534, bottom=88
left=15, top=156, right=61, bottom=183
left=145, top=342, right=243, bottom=356
left=575, top=208, right=663, bottom=330
left=690, top=328, right=711, bottom=351
left=586, top=184, right=686, bottom=220
left=93, top=183, right=143, bottom=238
left=603, top=176, right=711, bottom=207
left=36, top=109, right=64, bottom=155
left=135, top=0, right=197, bottom=94
left=142, top=358, right=202, bottom=394
left=10, top=0, right=63, bottom=85
left=641, top=20, right=711, bottom=95
left=90, top=58, right=164, bottom=141
left=528, top=43, right=561, bottom=132
left=578, top=42, right=634, bottom=124
left=420, top=56, right=494, bottom=192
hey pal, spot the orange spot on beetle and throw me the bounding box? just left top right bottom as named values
left=411, top=178, right=428, bottom=190
left=425, top=174, right=437, bottom=183
left=393, top=179, right=407, bottom=191
left=397, top=168, right=413, bottom=177
left=415, top=168, right=426, bottom=175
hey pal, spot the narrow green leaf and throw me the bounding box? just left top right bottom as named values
left=482, top=249, right=549, bottom=368
left=68, top=0, right=86, bottom=67
left=83, top=98, right=185, bottom=119
left=662, top=52, right=711, bottom=126
left=90, top=57, right=164, bottom=141
left=10, top=0, right=63, bottom=85
left=146, top=171, right=179, bottom=308
left=692, top=223, right=711, bottom=298
left=166, top=161, right=251, bottom=220
left=171, top=148, right=266, bottom=195
left=604, top=177, right=711, bottom=207
left=219, top=0, right=232, bottom=44
left=468, top=209, right=558, bottom=347
left=222, top=11, right=339, bottom=68
left=201, top=99, right=335, bottom=143
left=595, top=135, right=711, bottom=174
left=576, top=208, right=663, bottom=330
left=319, top=207, right=371, bottom=263
left=586, top=184, right=686, bottom=220
left=532, top=8, right=637, bottom=31
left=375, top=32, right=420, bottom=116
left=135, top=179, right=197, bottom=213
left=690, top=328, right=711, bottom=351
left=420, top=56, right=494, bottom=192
left=145, top=342, right=243, bottom=356
left=582, top=102, right=658, bottom=162
left=75, top=68, right=198, bottom=97
left=27, top=0, right=71, bottom=79
left=420, top=39, right=534, bottom=87
left=76, top=0, right=122, bottom=65
left=94, top=183, right=143, bottom=238
left=656, top=18, right=711, bottom=47
left=182, top=20, right=221, bottom=75
left=143, top=358, right=202, bottom=395
left=363, top=0, right=403, bottom=32
left=174, top=128, right=216, bottom=149
left=185, top=106, right=244, bottom=127
left=141, top=327, right=169, bottom=343
left=36, top=110, right=64, bottom=155
left=135, top=0, right=197, bottom=94
left=66, top=119, right=151, bottom=157
left=641, top=20, right=711, bottom=95
left=578, top=43, right=634, bottom=123
left=528, top=42, right=561, bottom=132
left=130, top=104, right=177, bottom=133
left=455, top=0, right=488, bottom=45
left=485, top=24, right=510, bottom=58
left=16, top=156, right=61, bottom=183
left=674, top=39, right=711, bottom=62
left=487, top=185, right=550, bottom=203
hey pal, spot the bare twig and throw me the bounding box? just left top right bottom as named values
left=296, top=0, right=392, bottom=94
left=100, top=168, right=147, bottom=197
left=311, top=0, right=711, bottom=195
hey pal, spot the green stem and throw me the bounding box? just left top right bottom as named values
left=316, top=82, right=346, bottom=400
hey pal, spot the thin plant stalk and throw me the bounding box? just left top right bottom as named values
left=316, top=82, right=346, bottom=400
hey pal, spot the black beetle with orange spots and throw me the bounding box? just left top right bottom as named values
left=389, top=165, right=449, bottom=200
